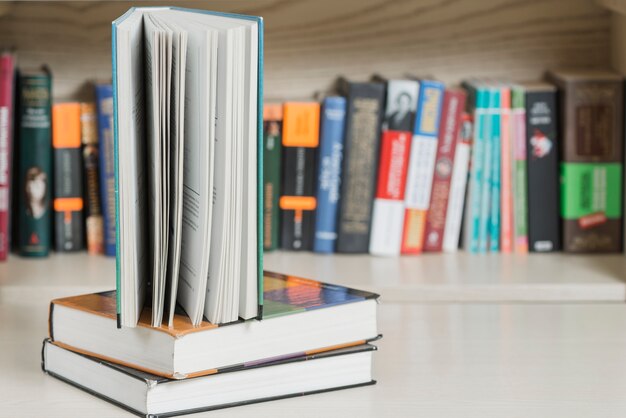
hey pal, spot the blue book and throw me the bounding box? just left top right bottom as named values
left=314, top=97, right=347, bottom=253
left=477, top=84, right=493, bottom=253
left=95, top=83, right=115, bottom=257
left=489, top=86, right=501, bottom=252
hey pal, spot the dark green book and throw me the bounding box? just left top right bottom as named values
left=263, top=104, right=282, bottom=251
left=15, top=67, right=52, bottom=257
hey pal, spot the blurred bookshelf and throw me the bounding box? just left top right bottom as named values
left=1, top=0, right=626, bottom=301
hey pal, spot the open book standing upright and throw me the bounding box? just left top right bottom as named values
left=112, top=7, right=263, bottom=328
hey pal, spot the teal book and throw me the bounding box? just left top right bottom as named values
left=488, top=86, right=501, bottom=252
left=15, top=67, right=52, bottom=257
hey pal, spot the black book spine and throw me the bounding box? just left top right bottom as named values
left=525, top=87, right=561, bottom=252
left=336, top=82, right=385, bottom=253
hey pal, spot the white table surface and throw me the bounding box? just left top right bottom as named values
left=3, top=254, right=626, bottom=417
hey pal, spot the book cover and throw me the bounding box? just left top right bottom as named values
left=263, top=103, right=282, bottom=251
left=0, top=52, right=15, bottom=260
left=488, top=86, right=501, bottom=252
left=522, top=82, right=560, bottom=252
left=95, top=83, right=115, bottom=257
left=423, top=89, right=465, bottom=252
left=443, top=112, right=472, bottom=252
left=500, top=85, right=513, bottom=253
left=15, top=68, right=52, bottom=257
left=280, top=102, right=319, bottom=251
left=511, top=86, right=528, bottom=253
left=52, top=103, right=84, bottom=252
left=313, top=96, right=346, bottom=253
left=381, top=79, right=419, bottom=132
left=401, top=79, right=444, bottom=254
left=80, top=102, right=104, bottom=255
left=336, top=79, right=385, bottom=253
left=548, top=70, right=623, bottom=252
left=369, top=130, right=412, bottom=256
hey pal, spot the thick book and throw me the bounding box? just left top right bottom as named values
left=336, top=79, right=385, bottom=253
left=48, top=271, right=379, bottom=379
left=280, top=102, right=319, bottom=251
left=548, top=69, right=624, bottom=253
left=520, top=82, right=561, bottom=252
left=487, top=85, right=501, bottom=252
left=15, top=67, right=52, bottom=257
left=80, top=102, right=104, bottom=255
left=423, top=89, right=466, bottom=252
left=401, top=79, right=445, bottom=254
left=442, top=112, right=472, bottom=252
left=113, top=8, right=264, bottom=327
left=314, top=96, right=347, bottom=253
left=369, top=130, right=412, bottom=256
left=42, top=339, right=376, bottom=418
left=95, top=83, right=115, bottom=257
left=511, top=86, right=529, bottom=253
left=0, top=52, right=14, bottom=260
left=52, top=103, right=84, bottom=251
left=263, top=103, right=282, bottom=251
left=499, top=86, right=513, bottom=253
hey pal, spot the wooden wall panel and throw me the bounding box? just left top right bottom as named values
left=0, top=0, right=611, bottom=100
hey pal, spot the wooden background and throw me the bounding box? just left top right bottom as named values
left=0, top=0, right=613, bottom=100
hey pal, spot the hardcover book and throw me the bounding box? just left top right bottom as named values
left=548, top=69, right=624, bottom=252
left=0, top=52, right=14, bottom=261
left=95, top=83, right=115, bottom=257
left=15, top=67, right=52, bottom=257
left=52, top=103, right=84, bottom=251
left=401, top=79, right=444, bottom=254
left=521, top=81, right=561, bottom=252
left=280, top=102, right=319, bottom=251
left=423, top=88, right=466, bottom=252
left=511, top=86, right=529, bottom=253
left=263, top=103, right=282, bottom=251
left=314, top=96, right=346, bottom=253
left=336, top=79, right=385, bottom=253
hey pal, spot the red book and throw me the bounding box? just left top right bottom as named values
left=0, top=52, right=15, bottom=261
left=423, top=89, right=466, bottom=252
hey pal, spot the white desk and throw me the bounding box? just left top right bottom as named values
left=2, top=254, right=626, bottom=417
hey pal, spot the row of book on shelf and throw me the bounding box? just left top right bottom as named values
left=264, top=70, right=624, bottom=255
left=0, top=51, right=116, bottom=260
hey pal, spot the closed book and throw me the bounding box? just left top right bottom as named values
left=500, top=86, right=514, bottom=253
left=43, top=339, right=376, bottom=418
left=52, top=103, right=84, bottom=251
left=313, top=96, right=346, bottom=253
left=280, top=102, right=319, bottom=251
left=511, top=86, right=529, bottom=253
left=401, top=79, right=444, bottom=254
left=522, top=82, right=560, bottom=252
left=95, top=83, right=115, bottom=257
left=369, top=130, right=411, bottom=256
left=263, top=103, right=282, bottom=251
left=0, top=52, right=15, bottom=261
left=48, top=271, right=379, bottom=379
left=487, top=86, right=501, bottom=252
left=423, top=89, right=466, bottom=252
left=443, top=112, right=472, bottom=252
left=15, top=67, right=52, bottom=257
left=548, top=69, right=624, bottom=253
left=80, top=102, right=104, bottom=255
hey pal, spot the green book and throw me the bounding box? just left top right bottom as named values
left=510, top=86, right=528, bottom=253
left=263, top=104, right=282, bottom=251
left=15, top=67, right=52, bottom=257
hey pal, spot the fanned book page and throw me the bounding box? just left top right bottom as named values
left=113, top=7, right=263, bottom=327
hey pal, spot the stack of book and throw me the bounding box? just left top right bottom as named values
left=40, top=7, right=381, bottom=416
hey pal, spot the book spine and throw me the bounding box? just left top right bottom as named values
left=553, top=77, right=623, bottom=253
left=511, top=87, right=528, bottom=253
left=16, top=70, right=52, bottom=257
left=423, top=89, right=465, bottom=252
left=336, top=83, right=385, bottom=253
left=525, top=87, right=560, bottom=252
left=488, top=87, right=501, bottom=252
left=280, top=102, right=319, bottom=251
left=401, top=80, right=444, bottom=254
left=52, top=103, right=84, bottom=251
left=81, top=103, right=104, bottom=255
left=478, top=88, right=493, bottom=253
left=369, top=130, right=411, bottom=256
left=443, top=112, right=472, bottom=252
left=0, top=53, right=14, bottom=260
left=499, top=87, right=513, bottom=253
left=96, top=84, right=115, bottom=256
left=262, top=104, right=282, bottom=251
left=313, top=96, right=346, bottom=253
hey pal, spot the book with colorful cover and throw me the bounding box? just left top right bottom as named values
left=0, top=52, right=14, bottom=261
left=511, top=86, right=528, bottom=253
left=499, top=85, right=513, bottom=253
left=488, top=85, right=501, bottom=252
